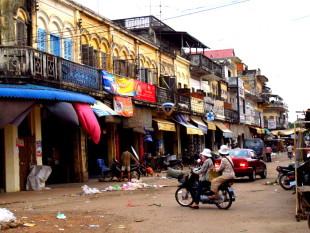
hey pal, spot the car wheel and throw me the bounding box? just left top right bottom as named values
left=249, top=169, right=256, bottom=181
left=260, top=167, right=267, bottom=179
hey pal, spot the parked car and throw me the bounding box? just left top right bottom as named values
left=215, top=149, right=267, bottom=181
left=244, top=138, right=265, bottom=158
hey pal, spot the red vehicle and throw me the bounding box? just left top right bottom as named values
left=215, top=149, right=267, bottom=181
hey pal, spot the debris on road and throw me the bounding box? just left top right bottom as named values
left=56, top=211, right=67, bottom=220
left=81, top=185, right=100, bottom=194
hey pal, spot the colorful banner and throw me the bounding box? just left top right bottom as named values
left=113, top=96, right=134, bottom=117
left=102, top=70, right=136, bottom=96
left=134, top=80, right=156, bottom=102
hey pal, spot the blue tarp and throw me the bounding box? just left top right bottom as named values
left=0, top=84, right=96, bottom=104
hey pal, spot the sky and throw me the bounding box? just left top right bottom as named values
left=74, top=0, right=310, bottom=122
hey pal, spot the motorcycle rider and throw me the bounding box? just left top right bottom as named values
left=209, top=145, right=235, bottom=199
left=189, top=148, right=214, bottom=209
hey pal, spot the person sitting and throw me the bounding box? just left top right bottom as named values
left=209, top=145, right=235, bottom=199
left=189, top=149, right=214, bottom=209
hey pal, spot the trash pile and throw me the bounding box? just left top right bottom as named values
left=82, top=179, right=167, bottom=194
left=0, top=208, right=24, bottom=230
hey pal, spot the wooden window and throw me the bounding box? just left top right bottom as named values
left=37, top=28, right=46, bottom=51
left=16, top=19, right=27, bottom=46
left=64, top=39, right=72, bottom=60
left=50, top=34, right=61, bottom=56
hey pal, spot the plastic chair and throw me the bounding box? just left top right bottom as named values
left=97, top=159, right=110, bottom=177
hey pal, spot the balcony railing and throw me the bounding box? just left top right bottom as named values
left=0, top=46, right=101, bottom=93
left=186, top=53, right=222, bottom=78
left=156, top=86, right=175, bottom=104
left=224, top=108, right=239, bottom=123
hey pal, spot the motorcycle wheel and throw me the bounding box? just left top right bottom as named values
left=279, top=174, right=293, bottom=190
left=215, top=187, right=233, bottom=210
left=131, top=171, right=141, bottom=180
left=172, top=163, right=184, bottom=170
left=102, top=171, right=114, bottom=182
left=175, top=187, right=194, bottom=207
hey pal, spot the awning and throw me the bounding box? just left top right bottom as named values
left=153, top=118, right=176, bottom=132
left=190, top=116, right=208, bottom=134
left=250, top=126, right=265, bottom=134
left=264, top=128, right=271, bottom=134
left=73, top=103, right=101, bottom=144
left=213, top=121, right=233, bottom=138
left=175, top=114, right=203, bottom=135
left=91, top=100, right=120, bottom=117
left=0, top=84, right=96, bottom=104
left=206, top=121, right=216, bottom=130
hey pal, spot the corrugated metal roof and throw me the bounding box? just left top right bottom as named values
left=0, top=84, right=96, bottom=104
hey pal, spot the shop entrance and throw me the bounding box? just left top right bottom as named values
left=42, top=119, right=76, bottom=184
left=87, top=118, right=108, bottom=178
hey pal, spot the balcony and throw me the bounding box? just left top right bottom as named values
left=156, top=86, right=175, bottom=104
left=224, top=108, right=239, bottom=123
left=186, top=53, right=222, bottom=80
left=0, top=46, right=102, bottom=95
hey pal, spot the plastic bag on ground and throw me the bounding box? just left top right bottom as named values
left=0, top=208, right=16, bottom=223
left=81, top=185, right=100, bottom=194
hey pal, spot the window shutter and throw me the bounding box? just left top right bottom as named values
left=93, top=50, right=98, bottom=68
left=50, top=34, right=61, bottom=56
left=89, top=46, right=94, bottom=67
left=37, top=28, right=46, bottom=51
left=16, top=20, right=27, bottom=46
left=101, top=52, right=107, bottom=70
left=64, top=39, right=72, bottom=60
left=82, top=44, right=89, bottom=66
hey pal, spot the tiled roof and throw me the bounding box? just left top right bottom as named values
left=203, top=49, right=235, bottom=59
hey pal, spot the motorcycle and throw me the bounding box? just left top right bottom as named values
left=155, top=155, right=184, bottom=172
left=175, top=170, right=235, bottom=210
left=276, top=164, right=295, bottom=190
left=102, top=158, right=142, bottom=181
left=278, top=160, right=310, bottom=191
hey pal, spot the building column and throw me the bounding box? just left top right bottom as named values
left=4, top=125, right=19, bottom=192
left=30, top=105, right=42, bottom=165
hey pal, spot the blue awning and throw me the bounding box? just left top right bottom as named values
left=0, top=84, right=96, bottom=104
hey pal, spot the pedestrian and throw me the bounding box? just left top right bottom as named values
left=265, top=144, right=272, bottom=162
left=119, top=147, right=139, bottom=182
left=189, top=148, right=214, bottom=209
left=287, top=144, right=294, bottom=159
left=209, top=145, right=235, bottom=200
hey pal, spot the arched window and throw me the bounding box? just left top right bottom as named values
left=16, top=18, right=27, bottom=46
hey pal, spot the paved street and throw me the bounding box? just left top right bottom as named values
left=0, top=153, right=308, bottom=233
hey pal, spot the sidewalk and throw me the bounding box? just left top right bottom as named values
left=0, top=172, right=176, bottom=204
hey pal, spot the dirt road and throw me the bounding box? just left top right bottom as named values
left=0, top=153, right=308, bottom=233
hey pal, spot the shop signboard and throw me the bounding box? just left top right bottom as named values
left=134, top=80, right=156, bottom=102
left=102, top=70, right=136, bottom=96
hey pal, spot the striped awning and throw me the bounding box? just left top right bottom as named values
left=0, top=84, right=96, bottom=104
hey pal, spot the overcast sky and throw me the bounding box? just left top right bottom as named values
left=74, top=0, right=310, bottom=122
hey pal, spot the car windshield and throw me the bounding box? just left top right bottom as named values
left=245, top=140, right=261, bottom=147
left=230, top=150, right=250, bottom=158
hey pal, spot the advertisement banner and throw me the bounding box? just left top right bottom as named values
left=113, top=96, right=134, bottom=117
left=102, top=70, right=136, bottom=96
left=134, top=80, right=156, bottom=102
left=268, top=119, right=277, bottom=129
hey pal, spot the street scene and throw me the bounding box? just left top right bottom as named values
left=1, top=0, right=310, bottom=232
left=0, top=153, right=308, bottom=232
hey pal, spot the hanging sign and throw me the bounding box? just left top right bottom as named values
left=36, top=141, right=42, bottom=157
left=161, top=103, right=175, bottom=116
left=113, top=96, right=134, bottom=117
left=102, top=70, right=136, bottom=96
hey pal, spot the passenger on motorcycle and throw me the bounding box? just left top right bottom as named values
left=209, top=145, right=235, bottom=200
left=189, top=148, right=214, bottom=209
